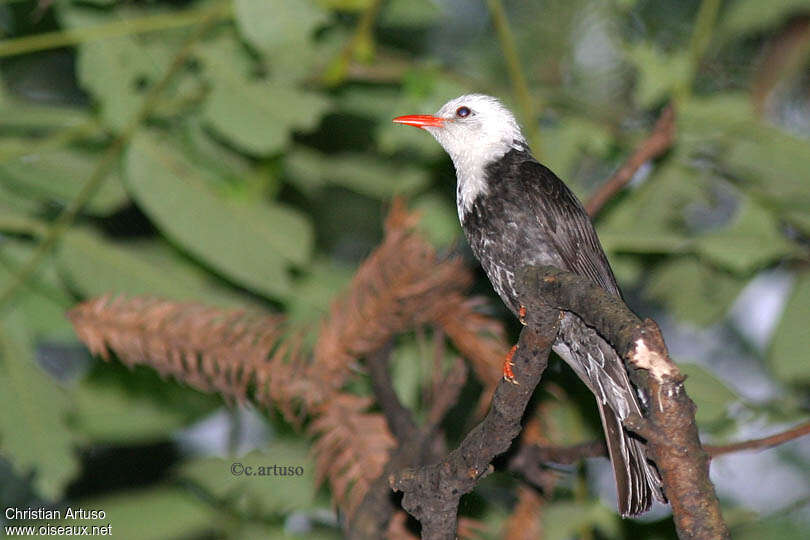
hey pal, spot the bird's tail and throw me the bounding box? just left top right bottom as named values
left=554, top=313, right=666, bottom=517
left=596, top=398, right=661, bottom=516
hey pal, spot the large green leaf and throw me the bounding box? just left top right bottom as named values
left=543, top=501, right=620, bottom=540
left=720, top=0, right=810, bottom=38
left=124, top=131, right=314, bottom=300
left=0, top=311, right=78, bottom=499
left=198, top=31, right=330, bottom=156
left=72, top=379, right=195, bottom=442
left=285, top=147, right=429, bottom=198
left=57, top=228, right=244, bottom=305
left=286, top=257, right=353, bottom=326
left=234, top=0, right=329, bottom=59
left=679, top=362, right=739, bottom=424
left=0, top=239, right=75, bottom=341
left=203, top=78, right=329, bottom=156
left=75, top=34, right=164, bottom=132
left=179, top=440, right=316, bottom=515
left=769, top=273, right=810, bottom=383
left=0, top=147, right=128, bottom=215
left=626, top=43, right=690, bottom=107
left=645, top=258, right=747, bottom=325
left=695, top=199, right=799, bottom=275
left=59, top=487, right=219, bottom=539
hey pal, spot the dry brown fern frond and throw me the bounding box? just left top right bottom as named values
left=309, top=394, right=396, bottom=517
left=436, top=295, right=509, bottom=391
left=68, top=295, right=308, bottom=412
left=68, top=199, right=514, bottom=525
left=502, top=486, right=545, bottom=540
left=310, top=199, right=474, bottom=396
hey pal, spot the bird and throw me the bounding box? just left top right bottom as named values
left=393, top=94, right=665, bottom=516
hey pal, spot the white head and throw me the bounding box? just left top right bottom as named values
left=393, top=94, right=528, bottom=219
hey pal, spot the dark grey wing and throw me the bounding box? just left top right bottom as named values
left=518, top=159, right=666, bottom=514
left=517, top=159, right=621, bottom=298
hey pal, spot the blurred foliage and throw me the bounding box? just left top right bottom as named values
left=0, top=0, right=809, bottom=538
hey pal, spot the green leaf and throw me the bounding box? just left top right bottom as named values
left=721, top=0, right=810, bottom=38
left=72, top=378, right=200, bottom=443
left=197, top=30, right=330, bottom=156
left=57, top=229, right=245, bottom=305
left=285, top=147, right=429, bottom=198
left=287, top=257, right=353, bottom=326
left=733, top=514, right=810, bottom=540
left=379, top=0, right=442, bottom=26
left=542, top=116, right=612, bottom=180
left=75, top=34, right=164, bottom=132
left=0, top=311, right=78, bottom=499
left=695, top=199, right=799, bottom=274
left=390, top=339, right=424, bottom=412
left=0, top=240, right=75, bottom=341
left=234, top=0, right=329, bottom=59
left=679, top=362, right=739, bottom=424
left=203, top=77, right=329, bottom=156
left=125, top=131, right=314, bottom=300
left=412, top=193, right=462, bottom=247
left=543, top=501, right=620, bottom=540
left=179, top=440, right=316, bottom=514
left=0, top=147, right=128, bottom=215
left=769, top=273, right=810, bottom=383
left=60, top=487, right=219, bottom=539
left=645, top=258, right=747, bottom=325
left=626, top=43, right=690, bottom=107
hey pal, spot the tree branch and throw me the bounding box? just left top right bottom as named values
left=366, top=343, right=420, bottom=441
left=706, top=420, right=810, bottom=457
left=390, top=311, right=560, bottom=540
left=517, top=265, right=730, bottom=540
left=584, top=105, right=676, bottom=217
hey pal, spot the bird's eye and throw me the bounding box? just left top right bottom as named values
left=456, top=106, right=471, bottom=118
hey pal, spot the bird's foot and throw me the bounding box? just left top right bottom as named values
left=518, top=305, right=527, bottom=326
left=502, top=344, right=519, bottom=385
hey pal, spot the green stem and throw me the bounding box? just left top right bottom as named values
left=485, top=0, right=540, bottom=156
left=321, top=0, right=383, bottom=86
left=0, top=9, right=222, bottom=312
left=0, top=1, right=231, bottom=58
left=0, top=120, right=102, bottom=166
left=676, top=0, right=722, bottom=101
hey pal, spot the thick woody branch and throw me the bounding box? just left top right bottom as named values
left=517, top=265, right=730, bottom=540
left=390, top=312, right=559, bottom=540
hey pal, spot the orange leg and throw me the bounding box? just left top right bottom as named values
left=502, top=344, right=519, bottom=384
left=518, top=305, right=527, bottom=325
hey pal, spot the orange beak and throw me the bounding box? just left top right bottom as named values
left=392, top=114, right=445, bottom=128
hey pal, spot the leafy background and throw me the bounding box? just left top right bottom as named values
left=0, top=0, right=809, bottom=538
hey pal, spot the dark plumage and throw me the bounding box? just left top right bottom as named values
left=393, top=94, right=665, bottom=516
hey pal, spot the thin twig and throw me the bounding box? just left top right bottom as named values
left=584, top=104, right=676, bottom=217
left=321, top=0, right=383, bottom=86
left=675, top=0, right=722, bottom=100
left=366, top=342, right=420, bottom=442
left=706, top=420, right=810, bottom=457
left=0, top=1, right=231, bottom=58
left=486, top=0, right=540, bottom=155
left=0, top=10, right=222, bottom=311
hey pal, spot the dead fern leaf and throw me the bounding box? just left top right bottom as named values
left=67, top=199, right=513, bottom=524
left=68, top=295, right=305, bottom=410
left=309, top=394, right=396, bottom=516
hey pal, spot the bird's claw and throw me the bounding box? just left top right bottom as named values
left=518, top=305, right=527, bottom=326
left=502, top=344, right=519, bottom=385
